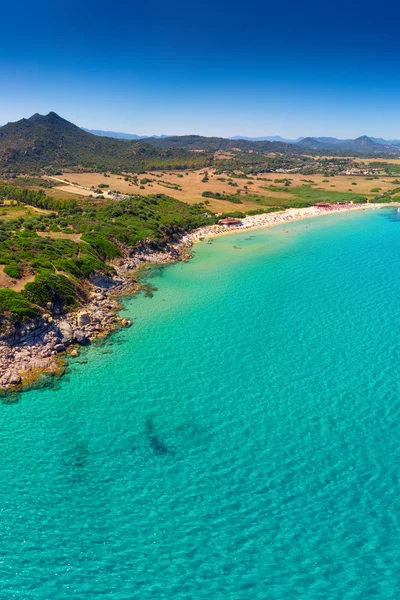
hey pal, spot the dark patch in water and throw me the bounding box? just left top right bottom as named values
left=146, top=417, right=170, bottom=456
left=141, top=283, right=158, bottom=298
left=1, top=391, right=20, bottom=404
left=62, top=443, right=88, bottom=469
left=379, top=208, right=400, bottom=222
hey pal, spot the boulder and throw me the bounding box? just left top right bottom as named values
left=9, top=372, right=21, bottom=385
left=121, top=318, right=133, bottom=328
left=54, top=344, right=66, bottom=353
left=77, top=312, right=91, bottom=327
left=73, top=330, right=90, bottom=346
left=90, top=272, right=121, bottom=289
left=70, top=348, right=79, bottom=357
left=58, top=320, right=74, bottom=344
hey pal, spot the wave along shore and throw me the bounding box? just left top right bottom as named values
left=0, top=202, right=391, bottom=393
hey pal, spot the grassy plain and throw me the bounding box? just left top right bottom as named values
left=56, top=169, right=400, bottom=212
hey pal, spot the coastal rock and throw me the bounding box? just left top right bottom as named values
left=77, top=312, right=91, bottom=327
left=58, top=321, right=74, bottom=344
left=9, top=372, right=22, bottom=385
left=89, top=272, right=121, bottom=289
left=120, top=318, right=133, bottom=328
left=0, top=229, right=199, bottom=392
left=73, top=330, right=89, bottom=345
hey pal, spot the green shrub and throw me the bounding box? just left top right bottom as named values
left=81, top=233, right=120, bottom=260
left=3, top=263, right=22, bottom=279
left=0, top=289, right=38, bottom=323
left=23, top=273, right=78, bottom=312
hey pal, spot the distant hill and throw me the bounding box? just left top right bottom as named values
left=1, top=113, right=399, bottom=173
left=78, top=126, right=400, bottom=155
left=0, top=113, right=212, bottom=171
left=229, top=135, right=304, bottom=143
left=313, top=137, right=351, bottom=146
left=371, top=137, right=400, bottom=146
left=296, top=137, right=327, bottom=150
left=82, top=127, right=400, bottom=151
left=140, top=134, right=303, bottom=154
left=296, top=135, right=400, bottom=154
left=83, top=129, right=145, bottom=140
left=83, top=129, right=171, bottom=140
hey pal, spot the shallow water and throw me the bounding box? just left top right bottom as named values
left=2, top=209, right=400, bottom=598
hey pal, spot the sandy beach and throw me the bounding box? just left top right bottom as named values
left=0, top=201, right=395, bottom=393
left=187, top=202, right=394, bottom=243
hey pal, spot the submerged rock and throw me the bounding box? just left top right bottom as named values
left=120, top=318, right=133, bottom=328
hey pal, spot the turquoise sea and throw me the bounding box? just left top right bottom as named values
left=2, top=208, right=400, bottom=598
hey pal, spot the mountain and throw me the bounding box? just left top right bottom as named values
left=83, top=129, right=171, bottom=140
left=348, top=135, right=384, bottom=152
left=1, top=113, right=399, bottom=173
left=0, top=113, right=212, bottom=171
left=229, top=135, right=304, bottom=143
left=371, top=137, right=400, bottom=146
left=313, top=137, right=351, bottom=145
left=296, top=137, right=327, bottom=150
left=296, top=135, right=400, bottom=154
left=77, top=128, right=400, bottom=148
left=83, top=129, right=146, bottom=140
left=140, top=134, right=304, bottom=154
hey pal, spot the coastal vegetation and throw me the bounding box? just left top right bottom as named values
left=201, top=186, right=372, bottom=210
left=2, top=113, right=400, bottom=334
left=0, top=185, right=213, bottom=331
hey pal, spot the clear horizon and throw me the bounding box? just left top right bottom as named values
left=2, top=0, right=400, bottom=138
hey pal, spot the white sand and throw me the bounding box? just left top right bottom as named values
left=187, top=203, right=396, bottom=242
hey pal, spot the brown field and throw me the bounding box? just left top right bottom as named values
left=52, top=185, right=95, bottom=198
left=56, top=169, right=400, bottom=212
left=0, top=203, right=53, bottom=220
left=43, top=186, right=85, bottom=201
left=36, top=231, right=82, bottom=242
left=0, top=266, right=35, bottom=292
left=360, top=157, right=400, bottom=165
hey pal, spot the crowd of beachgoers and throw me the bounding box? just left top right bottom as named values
left=187, top=203, right=386, bottom=242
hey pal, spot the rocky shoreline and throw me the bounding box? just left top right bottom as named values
left=0, top=202, right=391, bottom=394
left=0, top=237, right=194, bottom=394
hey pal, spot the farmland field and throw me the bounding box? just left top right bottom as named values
left=56, top=169, right=399, bottom=212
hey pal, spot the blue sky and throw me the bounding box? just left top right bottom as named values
left=2, top=0, right=400, bottom=137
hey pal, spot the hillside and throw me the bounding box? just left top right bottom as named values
left=86, top=129, right=400, bottom=155
left=141, top=134, right=304, bottom=154
left=296, top=135, right=400, bottom=154
left=0, top=113, right=212, bottom=172
left=1, top=113, right=399, bottom=175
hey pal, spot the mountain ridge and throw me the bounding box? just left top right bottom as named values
left=81, top=128, right=400, bottom=150
left=1, top=113, right=400, bottom=172
left=0, top=113, right=213, bottom=171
